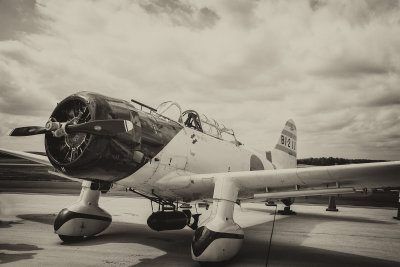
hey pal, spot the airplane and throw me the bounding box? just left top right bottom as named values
left=1, top=91, right=399, bottom=264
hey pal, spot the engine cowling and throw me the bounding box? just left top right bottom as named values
left=45, top=92, right=141, bottom=181
left=45, top=91, right=182, bottom=181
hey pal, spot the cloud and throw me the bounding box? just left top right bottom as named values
left=363, top=78, right=400, bottom=107
left=0, top=0, right=399, bottom=159
left=0, top=0, right=45, bottom=41
left=139, top=0, right=220, bottom=29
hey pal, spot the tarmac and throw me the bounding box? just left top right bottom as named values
left=0, top=193, right=399, bottom=267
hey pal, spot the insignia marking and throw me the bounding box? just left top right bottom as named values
left=280, top=135, right=296, bottom=151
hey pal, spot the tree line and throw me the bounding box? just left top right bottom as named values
left=298, top=157, right=385, bottom=166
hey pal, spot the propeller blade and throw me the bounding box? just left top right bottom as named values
left=66, top=119, right=133, bottom=136
left=9, top=126, right=48, bottom=136
left=10, top=119, right=133, bottom=137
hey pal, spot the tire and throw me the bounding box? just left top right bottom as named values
left=58, top=235, right=84, bottom=242
left=198, top=262, right=221, bottom=267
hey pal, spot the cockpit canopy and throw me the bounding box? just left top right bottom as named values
left=154, top=101, right=240, bottom=144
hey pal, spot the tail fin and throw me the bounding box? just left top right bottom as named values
left=271, top=119, right=297, bottom=169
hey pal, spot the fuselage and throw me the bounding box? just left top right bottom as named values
left=119, top=126, right=275, bottom=201
left=44, top=91, right=274, bottom=201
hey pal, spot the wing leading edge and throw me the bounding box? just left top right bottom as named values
left=162, top=161, right=400, bottom=199
left=0, top=148, right=87, bottom=183
left=0, top=148, right=51, bottom=166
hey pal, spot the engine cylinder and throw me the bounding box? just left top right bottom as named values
left=147, top=211, right=189, bottom=231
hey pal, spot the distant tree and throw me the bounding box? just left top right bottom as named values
left=297, top=157, right=385, bottom=166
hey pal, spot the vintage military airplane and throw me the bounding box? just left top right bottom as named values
left=1, top=91, right=400, bottom=264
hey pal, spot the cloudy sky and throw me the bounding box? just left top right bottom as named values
left=0, top=0, right=399, bottom=160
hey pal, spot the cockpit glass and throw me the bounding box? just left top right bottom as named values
left=156, top=104, right=240, bottom=144
left=199, top=114, right=221, bottom=139
left=156, top=101, right=183, bottom=123
left=182, top=110, right=203, bottom=132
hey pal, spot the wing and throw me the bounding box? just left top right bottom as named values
left=162, top=161, right=400, bottom=200
left=0, top=148, right=51, bottom=166
left=0, top=148, right=87, bottom=183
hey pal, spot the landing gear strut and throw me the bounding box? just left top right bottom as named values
left=191, top=177, right=244, bottom=263
left=278, top=197, right=296, bottom=215
left=394, top=191, right=400, bottom=220
left=326, top=196, right=339, bottom=212
left=54, top=181, right=112, bottom=242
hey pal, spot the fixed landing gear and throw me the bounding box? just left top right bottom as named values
left=265, top=201, right=276, bottom=206
left=192, top=178, right=244, bottom=263
left=394, top=191, right=400, bottom=220
left=278, top=206, right=296, bottom=215
left=58, top=235, right=84, bottom=242
left=54, top=181, right=112, bottom=242
left=326, top=196, right=339, bottom=212
left=278, top=197, right=296, bottom=215
left=394, top=209, right=400, bottom=220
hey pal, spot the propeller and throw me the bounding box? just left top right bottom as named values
left=9, top=126, right=47, bottom=136
left=10, top=119, right=133, bottom=137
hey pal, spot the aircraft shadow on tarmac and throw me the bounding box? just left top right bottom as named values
left=0, top=220, right=43, bottom=264
left=244, top=206, right=397, bottom=225
left=0, top=220, right=23, bottom=228
left=16, top=213, right=400, bottom=267
left=0, top=243, right=43, bottom=265
left=240, top=209, right=399, bottom=267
